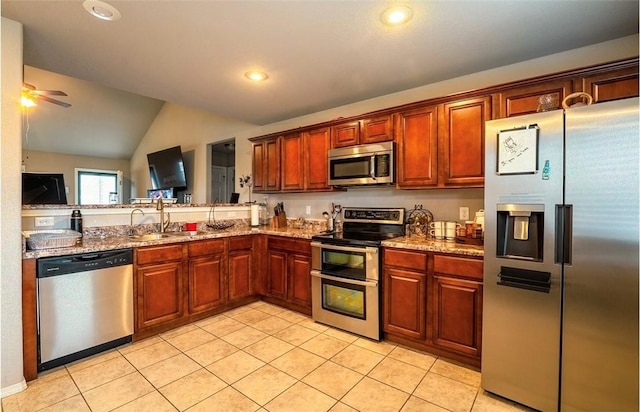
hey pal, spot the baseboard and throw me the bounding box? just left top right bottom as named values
left=0, top=378, right=27, bottom=398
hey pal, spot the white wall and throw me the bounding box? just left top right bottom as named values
left=1, top=17, right=27, bottom=396
left=129, top=102, right=254, bottom=203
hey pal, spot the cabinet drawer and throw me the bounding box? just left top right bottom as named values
left=137, top=244, right=183, bottom=265
left=384, top=249, right=427, bottom=271
left=269, top=236, right=311, bottom=254
left=433, top=255, right=483, bottom=280
left=188, top=239, right=225, bottom=257
left=229, top=235, right=253, bottom=251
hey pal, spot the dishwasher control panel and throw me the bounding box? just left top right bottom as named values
left=37, top=248, right=133, bottom=277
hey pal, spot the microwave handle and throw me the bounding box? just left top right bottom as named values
left=370, top=155, right=376, bottom=181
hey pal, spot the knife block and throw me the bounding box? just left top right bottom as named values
left=272, top=212, right=287, bottom=228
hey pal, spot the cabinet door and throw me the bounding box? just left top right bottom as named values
left=267, top=249, right=287, bottom=299
left=432, top=275, right=482, bottom=357
left=264, top=138, right=281, bottom=191
left=288, top=253, right=312, bottom=308
left=578, top=65, right=639, bottom=104
left=229, top=249, right=253, bottom=301
left=281, top=133, right=304, bottom=191
left=494, top=80, right=573, bottom=118
left=383, top=267, right=427, bottom=340
left=137, top=262, right=183, bottom=329
left=395, top=105, right=438, bottom=188
left=188, top=254, right=225, bottom=314
left=304, top=127, right=331, bottom=191
left=331, top=121, right=360, bottom=148
left=252, top=142, right=265, bottom=191
left=361, top=115, right=393, bottom=144
left=440, top=96, right=490, bottom=187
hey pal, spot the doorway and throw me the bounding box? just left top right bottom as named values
left=208, top=139, right=235, bottom=203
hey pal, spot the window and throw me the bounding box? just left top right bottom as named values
left=75, top=168, right=123, bottom=205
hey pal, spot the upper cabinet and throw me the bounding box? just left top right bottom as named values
left=395, top=105, right=439, bottom=188
left=253, top=138, right=281, bottom=192
left=439, top=96, right=491, bottom=187
left=576, top=64, right=639, bottom=104
left=331, top=115, right=393, bottom=148
left=250, top=58, right=638, bottom=192
left=492, top=79, right=573, bottom=118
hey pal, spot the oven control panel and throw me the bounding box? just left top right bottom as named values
left=343, top=208, right=404, bottom=225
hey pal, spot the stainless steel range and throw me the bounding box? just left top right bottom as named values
left=311, top=207, right=405, bottom=340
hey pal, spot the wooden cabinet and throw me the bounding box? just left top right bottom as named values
left=136, top=244, right=185, bottom=330
left=430, top=255, right=483, bottom=358
left=439, top=96, right=491, bottom=187
left=228, top=236, right=254, bottom=301
left=395, top=105, right=439, bottom=188
left=304, top=127, right=332, bottom=191
left=383, top=249, right=428, bottom=340
left=383, top=248, right=483, bottom=368
left=187, top=239, right=226, bottom=314
left=576, top=65, right=639, bottom=104
left=493, top=79, right=573, bottom=118
left=265, top=236, right=312, bottom=313
left=331, top=115, right=393, bottom=148
left=281, top=132, right=304, bottom=191
left=253, top=138, right=281, bottom=192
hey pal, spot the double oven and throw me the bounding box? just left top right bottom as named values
left=311, top=208, right=405, bottom=340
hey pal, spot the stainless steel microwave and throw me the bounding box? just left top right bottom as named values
left=328, top=141, right=394, bottom=186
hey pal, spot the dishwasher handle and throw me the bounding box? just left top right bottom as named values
left=37, top=248, right=133, bottom=278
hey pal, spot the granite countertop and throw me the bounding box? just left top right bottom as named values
left=24, top=228, right=484, bottom=259
left=23, top=225, right=320, bottom=259
left=382, top=235, right=484, bottom=257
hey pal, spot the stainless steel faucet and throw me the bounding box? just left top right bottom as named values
left=156, top=198, right=171, bottom=232
left=130, top=208, right=145, bottom=235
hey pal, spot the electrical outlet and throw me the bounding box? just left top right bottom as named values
left=459, top=207, right=470, bottom=221
left=228, top=211, right=236, bottom=218
left=305, top=206, right=311, bottom=215
left=35, top=216, right=54, bottom=227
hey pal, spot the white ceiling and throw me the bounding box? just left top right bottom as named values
left=3, top=1, right=638, bottom=159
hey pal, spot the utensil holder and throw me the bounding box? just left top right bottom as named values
left=272, top=212, right=287, bottom=228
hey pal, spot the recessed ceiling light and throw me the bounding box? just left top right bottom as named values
left=83, top=0, right=121, bottom=21
left=245, top=71, right=269, bottom=82
left=381, top=5, right=413, bottom=26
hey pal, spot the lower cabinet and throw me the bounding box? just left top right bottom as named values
left=134, top=236, right=257, bottom=337
left=383, top=248, right=483, bottom=367
left=187, top=239, right=226, bottom=314
left=136, top=244, right=185, bottom=330
left=265, top=236, right=312, bottom=314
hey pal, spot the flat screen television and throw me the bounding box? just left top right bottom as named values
left=147, top=145, right=187, bottom=190
left=22, top=173, right=68, bottom=205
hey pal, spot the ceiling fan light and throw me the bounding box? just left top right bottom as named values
left=245, top=71, right=269, bottom=82
left=381, top=5, right=413, bottom=26
left=21, top=95, right=37, bottom=108
left=83, top=0, right=121, bottom=21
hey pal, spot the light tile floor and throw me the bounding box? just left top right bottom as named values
left=2, top=301, right=534, bottom=412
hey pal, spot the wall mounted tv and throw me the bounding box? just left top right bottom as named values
left=22, top=173, right=68, bottom=205
left=147, top=145, right=187, bottom=190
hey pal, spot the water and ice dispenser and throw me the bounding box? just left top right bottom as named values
left=496, top=204, right=544, bottom=261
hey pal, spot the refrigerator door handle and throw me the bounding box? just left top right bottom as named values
left=555, top=204, right=573, bottom=265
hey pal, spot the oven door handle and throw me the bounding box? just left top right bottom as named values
left=310, top=242, right=379, bottom=255
left=310, top=270, right=377, bottom=287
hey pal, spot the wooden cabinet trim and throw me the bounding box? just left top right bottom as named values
left=136, top=244, right=183, bottom=265
left=384, top=248, right=428, bottom=271
left=188, top=238, right=225, bottom=257
left=433, top=254, right=483, bottom=280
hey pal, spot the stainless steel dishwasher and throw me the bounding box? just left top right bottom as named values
left=37, top=248, right=133, bottom=371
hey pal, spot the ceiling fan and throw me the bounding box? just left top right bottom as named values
left=22, top=83, right=71, bottom=108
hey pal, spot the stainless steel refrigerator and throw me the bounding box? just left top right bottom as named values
left=482, top=97, right=639, bottom=412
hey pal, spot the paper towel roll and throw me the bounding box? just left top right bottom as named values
left=251, top=204, right=260, bottom=227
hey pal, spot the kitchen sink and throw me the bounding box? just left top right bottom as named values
left=128, top=233, right=176, bottom=241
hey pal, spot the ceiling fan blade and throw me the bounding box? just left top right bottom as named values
left=35, top=90, right=68, bottom=96
left=37, top=94, right=71, bottom=108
